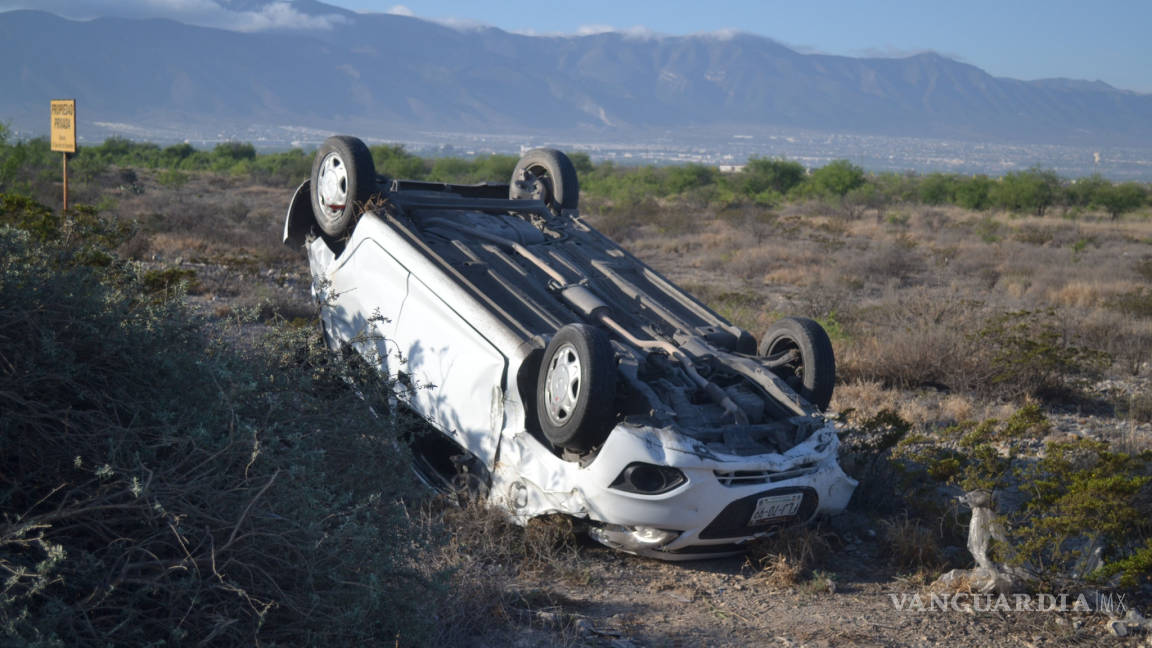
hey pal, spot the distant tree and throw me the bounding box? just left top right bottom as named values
left=163, top=143, right=197, bottom=165
left=741, top=157, right=806, bottom=196
left=370, top=144, right=427, bottom=180
left=991, top=168, right=1062, bottom=216
left=426, top=157, right=472, bottom=182
left=955, top=174, right=994, bottom=210
left=808, top=160, right=865, bottom=198
left=844, top=182, right=891, bottom=222
left=919, top=173, right=959, bottom=205
left=664, top=164, right=718, bottom=195
left=872, top=171, right=920, bottom=204
left=567, top=151, right=594, bottom=175
left=470, top=154, right=519, bottom=184
left=212, top=141, right=256, bottom=161
left=1096, top=182, right=1146, bottom=220
left=1064, top=173, right=1110, bottom=207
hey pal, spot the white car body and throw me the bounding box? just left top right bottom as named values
left=285, top=158, right=857, bottom=560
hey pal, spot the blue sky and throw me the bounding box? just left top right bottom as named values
left=336, top=0, right=1152, bottom=93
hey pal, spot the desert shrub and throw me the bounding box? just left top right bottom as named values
left=1108, top=288, right=1152, bottom=319
left=1127, top=391, right=1152, bottom=424
left=1008, top=440, right=1152, bottom=586
left=745, top=524, right=835, bottom=588
left=157, top=167, right=189, bottom=188
left=838, top=289, right=989, bottom=393
left=0, top=198, right=455, bottom=645
left=975, top=310, right=1109, bottom=401
left=885, top=403, right=1152, bottom=587
left=880, top=514, right=944, bottom=569
left=140, top=265, right=199, bottom=295
left=0, top=191, right=57, bottom=240
left=837, top=409, right=913, bottom=514
left=1134, top=256, right=1152, bottom=282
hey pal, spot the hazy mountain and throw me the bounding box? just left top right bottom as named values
left=2, top=5, right=1150, bottom=146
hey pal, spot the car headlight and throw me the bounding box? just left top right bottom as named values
left=609, top=462, right=686, bottom=495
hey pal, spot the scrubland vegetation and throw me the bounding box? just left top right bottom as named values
left=2, top=126, right=1151, bottom=645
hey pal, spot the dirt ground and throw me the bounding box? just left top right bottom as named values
left=487, top=543, right=1136, bottom=648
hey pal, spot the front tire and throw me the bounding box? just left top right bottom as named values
left=759, top=317, right=836, bottom=411
left=536, top=324, right=617, bottom=452
left=310, top=136, right=378, bottom=238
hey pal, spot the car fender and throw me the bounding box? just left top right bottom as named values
left=283, top=180, right=314, bottom=247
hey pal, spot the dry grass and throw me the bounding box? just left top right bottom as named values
left=745, top=524, right=836, bottom=590
left=591, top=199, right=1151, bottom=410
left=1047, top=279, right=1144, bottom=309
left=880, top=514, right=944, bottom=570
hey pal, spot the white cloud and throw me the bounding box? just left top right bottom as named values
left=619, top=25, right=656, bottom=39
left=385, top=5, right=412, bottom=17
left=0, top=0, right=348, bottom=31
left=696, top=28, right=740, bottom=41
left=576, top=24, right=614, bottom=36
left=427, top=15, right=489, bottom=31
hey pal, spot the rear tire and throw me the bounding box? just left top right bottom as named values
left=536, top=324, right=617, bottom=452
left=509, top=148, right=579, bottom=212
left=310, top=136, right=377, bottom=238
left=759, top=317, right=836, bottom=410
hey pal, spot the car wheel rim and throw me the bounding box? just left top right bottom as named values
left=317, top=152, right=349, bottom=220
left=544, top=342, right=581, bottom=426
left=522, top=166, right=554, bottom=203
left=767, top=338, right=804, bottom=389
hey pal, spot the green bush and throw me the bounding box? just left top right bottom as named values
left=1096, top=182, right=1146, bottom=219
left=805, top=160, right=865, bottom=198
left=740, top=157, right=806, bottom=196
left=954, top=175, right=994, bottom=210
left=919, top=173, right=960, bottom=205
left=991, top=168, right=1062, bottom=216
left=1011, top=440, right=1152, bottom=586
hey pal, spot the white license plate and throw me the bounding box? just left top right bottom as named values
left=749, top=493, right=803, bottom=525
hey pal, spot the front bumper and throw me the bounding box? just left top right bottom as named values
left=490, top=421, right=857, bottom=560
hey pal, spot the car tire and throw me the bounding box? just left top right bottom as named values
left=758, top=317, right=836, bottom=410
left=536, top=323, right=617, bottom=452
left=310, top=135, right=378, bottom=238
left=509, top=148, right=579, bottom=212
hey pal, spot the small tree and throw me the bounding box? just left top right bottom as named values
left=741, top=157, right=806, bottom=196
left=919, top=173, right=959, bottom=205
left=1064, top=173, right=1110, bottom=207
left=664, top=163, right=717, bottom=195
left=808, top=159, right=865, bottom=198
left=992, top=168, right=1062, bottom=216
left=1095, top=182, right=1146, bottom=220
left=955, top=174, right=994, bottom=210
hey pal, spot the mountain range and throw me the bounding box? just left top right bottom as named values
left=2, top=2, right=1151, bottom=147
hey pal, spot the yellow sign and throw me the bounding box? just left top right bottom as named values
left=50, top=99, right=76, bottom=153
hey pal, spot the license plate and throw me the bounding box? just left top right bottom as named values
left=749, top=493, right=803, bottom=525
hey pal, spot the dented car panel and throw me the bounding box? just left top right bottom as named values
left=288, top=140, right=856, bottom=559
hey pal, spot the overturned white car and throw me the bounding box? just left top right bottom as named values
left=284, top=136, right=856, bottom=559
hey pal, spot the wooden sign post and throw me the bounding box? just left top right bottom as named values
left=50, top=99, right=76, bottom=211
